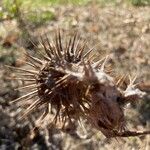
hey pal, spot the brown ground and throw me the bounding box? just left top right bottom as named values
left=0, top=3, right=150, bottom=150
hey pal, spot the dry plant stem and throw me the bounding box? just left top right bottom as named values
left=113, top=130, right=150, bottom=137
left=8, top=31, right=149, bottom=138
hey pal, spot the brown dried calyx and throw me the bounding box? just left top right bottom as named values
left=8, top=31, right=149, bottom=138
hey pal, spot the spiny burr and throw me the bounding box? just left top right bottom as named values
left=8, top=31, right=149, bottom=138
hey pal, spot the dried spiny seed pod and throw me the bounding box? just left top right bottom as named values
left=8, top=31, right=149, bottom=138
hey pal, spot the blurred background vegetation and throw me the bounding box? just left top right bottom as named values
left=0, top=0, right=150, bottom=25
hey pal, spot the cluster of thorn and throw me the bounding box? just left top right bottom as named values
left=8, top=31, right=149, bottom=138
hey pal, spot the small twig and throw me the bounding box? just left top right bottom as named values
left=113, top=130, right=150, bottom=137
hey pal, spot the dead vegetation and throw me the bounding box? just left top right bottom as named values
left=0, top=1, right=150, bottom=150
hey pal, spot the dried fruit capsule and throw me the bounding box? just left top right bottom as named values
left=8, top=31, right=149, bottom=138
